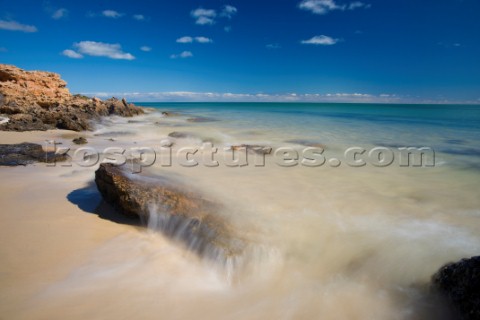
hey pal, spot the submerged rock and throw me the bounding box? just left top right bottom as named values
left=0, top=64, right=144, bottom=132
left=431, top=256, right=480, bottom=320
left=95, top=163, right=245, bottom=259
left=187, top=117, right=219, bottom=123
left=168, top=131, right=191, bottom=138
left=231, top=144, right=273, bottom=155
left=0, top=142, right=68, bottom=166
left=72, top=137, right=88, bottom=145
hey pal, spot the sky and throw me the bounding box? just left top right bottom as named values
left=1, top=0, right=479, bottom=103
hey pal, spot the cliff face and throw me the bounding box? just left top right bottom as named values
left=0, top=64, right=144, bottom=131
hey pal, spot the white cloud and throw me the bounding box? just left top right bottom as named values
left=179, top=51, right=193, bottom=58
left=80, top=91, right=402, bottom=103
left=299, top=0, right=370, bottom=15
left=133, top=14, right=145, bottom=21
left=266, top=43, right=281, bottom=49
left=191, top=8, right=216, bottom=18
left=191, top=8, right=217, bottom=25
left=0, top=20, right=37, bottom=32
left=62, top=49, right=83, bottom=59
left=52, top=8, right=68, bottom=19
left=140, top=46, right=152, bottom=52
left=66, top=41, right=135, bottom=60
left=301, top=35, right=339, bottom=45
left=220, top=5, right=237, bottom=18
left=102, top=10, right=124, bottom=18
left=176, top=36, right=213, bottom=43
left=348, top=1, right=370, bottom=10
left=195, top=36, right=213, bottom=43
left=299, top=0, right=343, bottom=14
left=170, top=51, right=193, bottom=59
left=176, top=36, right=193, bottom=43
left=196, top=16, right=215, bottom=25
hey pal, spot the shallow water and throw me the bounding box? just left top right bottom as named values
left=3, top=103, right=480, bottom=319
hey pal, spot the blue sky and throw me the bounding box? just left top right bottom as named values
left=1, top=0, right=479, bottom=103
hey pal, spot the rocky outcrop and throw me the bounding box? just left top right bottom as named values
left=431, top=256, right=480, bottom=320
left=0, top=64, right=144, bottom=132
left=95, top=163, right=244, bottom=259
left=0, top=143, right=67, bottom=166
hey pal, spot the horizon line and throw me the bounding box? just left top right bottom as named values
left=81, top=91, right=480, bottom=105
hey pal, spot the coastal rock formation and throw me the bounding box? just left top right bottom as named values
left=0, top=64, right=144, bottom=132
left=95, top=163, right=244, bottom=259
left=0, top=143, right=67, bottom=166
left=431, top=256, right=480, bottom=320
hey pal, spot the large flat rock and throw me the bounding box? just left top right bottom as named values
left=95, top=163, right=245, bottom=260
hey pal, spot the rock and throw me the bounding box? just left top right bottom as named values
left=95, top=163, right=244, bottom=258
left=102, top=97, right=143, bottom=117
left=0, top=143, right=68, bottom=166
left=168, top=131, right=191, bottom=138
left=72, top=137, right=88, bottom=145
left=161, top=111, right=181, bottom=117
left=187, top=117, right=219, bottom=123
left=431, top=256, right=480, bottom=320
left=231, top=144, right=273, bottom=155
left=0, top=64, right=144, bottom=132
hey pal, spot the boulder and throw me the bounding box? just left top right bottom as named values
left=0, top=143, right=68, bottom=166
left=431, top=256, right=480, bottom=320
left=72, top=137, right=88, bottom=145
left=94, top=163, right=244, bottom=259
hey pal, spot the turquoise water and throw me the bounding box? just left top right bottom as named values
left=139, top=102, right=480, bottom=166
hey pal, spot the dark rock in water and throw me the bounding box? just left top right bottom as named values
left=231, top=144, right=272, bottom=155
left=168, top=131, right=192, bottom=139
left=0, top=143, right=68, bottom=166
left=431, top=256, right=480, bottom=320
left=161, top=111, right=181, bottom=117
left=94, top=163, right=244, bottom=259
left=187, top=117, right=219, bottom=123
left=72, top=137, right=88, bottom=145
left=94, top=131, right=135, bottom=137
